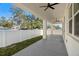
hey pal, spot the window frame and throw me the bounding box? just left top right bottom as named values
left=68, top=4, right=73, bottom=34
left=68, top=3, right=79, bottom=39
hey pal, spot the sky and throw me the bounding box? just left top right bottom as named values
left=0, top=3, right=13, bottom=18
left=0, top=3, right=33, bottom=20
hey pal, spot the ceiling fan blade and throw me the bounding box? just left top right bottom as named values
left=50, top=3, right=59, bottom=6
left=40, top=6, right=47, bottom=7
left=44, top=7, right=48, bottom=11
left=50, top=7, right=55, bottom=9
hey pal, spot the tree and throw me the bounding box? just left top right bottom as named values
left=35, top=18, right=43, bottom=29
left=11, top=7, right=24, bottom=25
left=1, top=16, right=6, bottom=20
left=10, top=7, right=43, bottom=30
left=20, top=20, right=29, bottom=30
left=2, top=21, right=13, bottom=28
left=31, top=18, right=43, bottom=29
left=0, top=16, right=6, bottom=26
left=53, top=25, right=61, bottom=30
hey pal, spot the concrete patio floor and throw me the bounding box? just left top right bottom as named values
left=14, top=34, right=68, bottom=56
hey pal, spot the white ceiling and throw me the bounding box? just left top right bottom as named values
left=14, top=3, right=67, bottom=23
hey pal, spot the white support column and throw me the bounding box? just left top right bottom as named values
left=51, top=24, right=54, bottom=34
left=43, top=20, right=47, bottom=39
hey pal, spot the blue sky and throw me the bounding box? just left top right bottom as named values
left=0, top=3, right=13, bottom=18
left=0, top=3, right=33, bottom=20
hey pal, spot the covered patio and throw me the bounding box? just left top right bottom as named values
left=14, top=3, right=66, bottom=41
left=0, top=2, right=79, bottom=56
left=13, top=3, right=68, bottom=56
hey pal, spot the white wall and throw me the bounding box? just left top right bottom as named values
left=0, top=29, right=42, bottom=47
left=65, top=34, right=79, bottom=56
left=64, top=3, right=79, bottom=56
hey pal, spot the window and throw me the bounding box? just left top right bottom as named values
left=69, top=20, right=72, bottom=33
left=69, top=5, right=72, bottom=19
left=68, top=3, right=79, bottom=37
left=68, top=4, right=72, bottom=34
left=74, top=13, right=79, bottom=37
left=74, top=3, right=79, bottom=14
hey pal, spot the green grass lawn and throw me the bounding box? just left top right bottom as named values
left=0, top=36, right=42, bottom=56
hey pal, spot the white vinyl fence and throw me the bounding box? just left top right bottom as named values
left=0, top=29, right=52, bottom=47
left=0, top=29, right=43, bottom=47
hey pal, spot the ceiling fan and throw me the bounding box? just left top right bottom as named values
left=40, top=3, right=59, bottom=11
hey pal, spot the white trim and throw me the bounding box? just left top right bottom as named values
left=67, top=32, right=79, bottom=42
left=74, top=10, right=79, bottom=17
left=69, top=18, right=72, bottom=22
left=68, top=4, right=72, bottom=20
left=68, top=3, right=72, bottom=34
left=72, top=3, right=75, bottom=35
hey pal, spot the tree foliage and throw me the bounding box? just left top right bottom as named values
left=11, top=7, right=43, bottom=30
left=0, top=7, right=43, bottom=30
left=2, top=21, right=13, bottom=28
